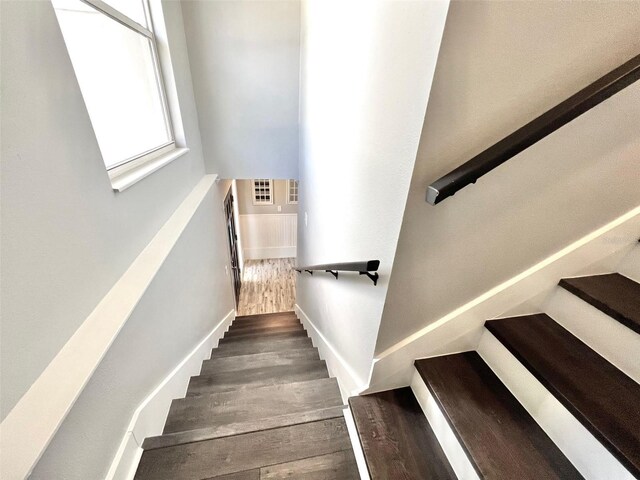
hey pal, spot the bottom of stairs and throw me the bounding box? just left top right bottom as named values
left=134, top=311, right=360, bottom=479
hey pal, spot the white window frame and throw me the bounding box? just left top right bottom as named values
left=54, top=0, right=189, bottom=191
left=287, top=179, right=298, bottom=204
left=86, top=0, right=174, bottom=164
left=252, top=179, right=274, bottom=205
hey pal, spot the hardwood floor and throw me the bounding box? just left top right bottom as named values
left=237, top=258, right=296, bottom=316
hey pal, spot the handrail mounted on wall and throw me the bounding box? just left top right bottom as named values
left=426, top=53, right=640, bottom=205
left=294, top=260, right=381, bottom=285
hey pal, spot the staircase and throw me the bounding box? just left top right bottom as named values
left=350, top=260, right=640, bottom=478
left=134, top=312, right=359, bottom=479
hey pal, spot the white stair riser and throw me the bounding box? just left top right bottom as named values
left=544, top=287, right=640, bottom=382
left=343, top=408, right=371, bottom=480
left=410, top=369, right=480, bottom=480
left=478, top=329, right=634, bottom=480
left=617, top=244, right=640, bottom=283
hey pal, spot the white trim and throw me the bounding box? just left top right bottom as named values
left=410, top=370, right=479, bottom=480
left=106, top=309, right=235, bottom=480
left=53, top=0, right=177, bottom=174
left=343, top=407, right=371, bottom=480
left=286, top=179, right=299, bottom=205
left=251, top=179, right=274, bottom=205
left=81, top=0, right=152, bottom=37
left=366, top=205, right=640, bottom=392
left=295, top=305, right=365, bottom=401
left=0, top=175, right=218, bottom=480
left=478, top=329, right=634, bottom=480
left=109, top=147, right=190, bottom=192
left=243, top=246, right=297, bottom=260
left=238, top=213, right=297, bottom=260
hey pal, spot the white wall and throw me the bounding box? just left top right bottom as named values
left=376, top=0, right=640, bottom=353
left=240, top=214, right=297, bottom=260
left=0, top=0, right=209, bottom=421
left=1, top=0, right=235, bottom=477
left=296, top=0, right=449, bottom=392
left=181, top=0, right=300, bottom=179
left=29, top=183, right=235, bottom=479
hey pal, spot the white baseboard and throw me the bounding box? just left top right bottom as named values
left=295, top=305, right=365, bottom=401
left=367, top=205, right=640, bottom=392
left=243, top=246, right=296, bottom=260
left=105, top=309, right=235, bottom=480
left=477, top=329, right=634, bottom=480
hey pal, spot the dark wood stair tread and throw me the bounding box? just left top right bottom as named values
left=187, top=361, right=328, bottom=396
left=201, top=348, right=320, bottom=375
left=165, top=378, right=343, bottom=434
left=235, top=311, right=296, bottom=320
left=134, top=417, right=352, bottom=480
left=224, top=324, right=303, bottom=338
left=486, top=314, right=640, bottom=476
left=210, top=337, right=313, bottom=358
left=144, top=405, right=346, bottom=451
left=348, top=387, right=456, bottom=479
left=416, top=352, right=583, bottom=479
left=233, top=312, right=298, bottom=326
left=219, top=329, right=307, bottom=344
left=260, top=449, right=359, bottom=479
left=559, top=273, right=640, bottom=334
left=205, top=450, right=358, bottom=480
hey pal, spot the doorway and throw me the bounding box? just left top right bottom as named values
left=224, top=188, right=242, bottom=305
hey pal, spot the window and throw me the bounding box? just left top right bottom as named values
left=287, top=179, right=298, bottom=204
left=252, top=179, right=274, bottom=205
left=53, top=0, right=174, bottom=171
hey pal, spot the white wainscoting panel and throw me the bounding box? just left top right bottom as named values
left=240, top=214, right=297, bottom=260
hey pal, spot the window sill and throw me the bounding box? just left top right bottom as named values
left=109, top=147, right=190, bottom=192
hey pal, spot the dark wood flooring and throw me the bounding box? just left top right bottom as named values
left=349, top=388, right=456, bottom=479
left=416, top=352, right=583, bottom=479
left=135, top=311, right=358, bottom=479
left=559, top=273, right=640, bottom=334
left=487, top=314, right=640, bottom=476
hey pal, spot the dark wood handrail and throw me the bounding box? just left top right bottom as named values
left=294, top=260, right=380, bottom=285
left=426, top=53, right=640, bottom=205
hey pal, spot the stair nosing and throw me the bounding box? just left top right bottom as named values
left=225, top=325, right=304, bottom=337
left=210, top=337, right=313, bottom=358
left=219, top=330, right=307, bottom=344
left=186, top=360, right=329, bottom=397
left=174, top=376, right=339, bottom=407
left=144, top=405, right=346, bottom=451
left=234, top=311, right=296, bottom=320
